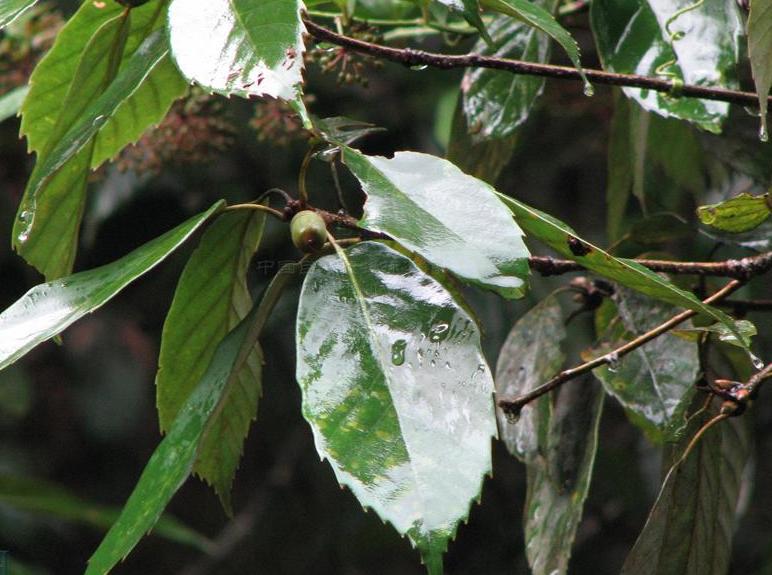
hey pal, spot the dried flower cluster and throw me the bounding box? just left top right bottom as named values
left=116, top=91, right=235, bottom=174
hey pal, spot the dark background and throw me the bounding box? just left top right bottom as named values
left=0, top=2, right=770, bottom=574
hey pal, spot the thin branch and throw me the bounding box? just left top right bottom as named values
left=528, top=252, right=772, bottom=281
left=744, top=362, right=772, bottom=400
left=303, top=19, right=772, bottom=109
left=298, top=200, right=772, bottom=279
left=497, top=280, right=744, bottom=417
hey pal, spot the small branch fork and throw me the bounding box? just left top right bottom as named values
left=497, top=280, right=746, bottom=418
left=303, top=18, right=772, bottom=108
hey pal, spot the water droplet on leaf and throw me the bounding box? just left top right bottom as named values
left=583, top=81, right=594, bottom=97
left=429, top=322, right=449, bottom=342
left=750, top=352, right=765, bottom=370
left=390, top=339, right=407, bottom=366
left=759, top=122, right=769, bottom=143
left=410, top=64, right=428, bottom=71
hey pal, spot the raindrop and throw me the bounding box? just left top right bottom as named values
left=750, top=352, right=765, bottom=370
left=430, top=359, right=437, bottom=368
left=759, top=122, right=769, bottom=143
left=17, top=210, right=30, bottom=224
left=429, top=322, right=449, bottom=342
left=16, top=230, right=29, bottom=244
left=92, top=114, right=105, bottom=127
left=410, top=64, right=428, bottom=71
left=391, top=339, right=407, bottom=366
left=605, top=351, right=620, bottom=373
left=445, top=362, right=451, bottom=370
left=583, top=81, right=594, bottom=97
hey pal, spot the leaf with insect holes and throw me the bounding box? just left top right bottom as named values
left=168, top=0, right=308, bottom=123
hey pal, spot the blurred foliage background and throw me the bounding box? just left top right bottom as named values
left=0, top=1, right=770, bottom=573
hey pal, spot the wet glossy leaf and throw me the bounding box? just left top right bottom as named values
left=0, top=474, right=210, bottom=550
left=749, top=0, right=772, bottom=140
left=495, top=294, right=565, bottom=461
left=459, top=2, right=554, bottom=141
left=697, top=192, right=772, bottom=233
left=343, top=148, right=530, bottom=298
left=621, top=409, right=751, bottom=575
left=0, top=84, right=27, bottom=123
left=0, top=0, right=36, bottom=28
left=86, top=293, right=261, bottom=575
left=481, top=0, right=587, bottom=89
left=0, top=202, right=223, bottom=372
left=156, top=210, right=266, bottom=514
left=496, top=193, right=749, bottom=351
left=168, top=0, right=308, bottom=122
left=525, top=379, right=604, bottom=575
left=591, top=0, right=742, bottom=131
left=583, top=288, right=699, bottom=442
left=296, top=241, right=496, bottom=573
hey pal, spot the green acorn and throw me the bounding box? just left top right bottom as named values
left=291, top=210, right=327, bottom=253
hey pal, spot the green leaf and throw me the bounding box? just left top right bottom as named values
left=296, top=241, right=497, bottom=573
left=21, top=29, right=170, bottom=197
left=0, top=85, right=28, bottom=123
left=86, top=289, right=263, bottom=575
left=524, top=380, right=604, bottom=575
left=342, top=147, right=530, bottom=298
left=480, top=0, right=588, bottom=91
left=672, top=319, right=757, bottom=349
left=697, top=192, right=772, bottom=233
left=494, top=294, right=565, bottom=461
left=749, top=0, right=772, bottom=141
left=168, top=0, right=309, bottom=123
left=495, top=192, right=750, bottom=351
left=0, top=0, right=36, bottom=28
left=433, top=0, right=492, bottom=43
left=583, top=288, right=699, bottom=442
left=459, top=1, right=555, bottom=141
left=0, top=202, right=223, bottom=372
left=16, top=2, right=186, bottom=280
left=0, top=474, right=210, bottom=550
left=156, top=209, right=267, bottom=514
left=21, top=1, right=178, bottom=156
left=591, top=0, right=742, bottom=132
left=15, top=10, right=131, bottom=280
left=621, top=409, right=751, bottom=575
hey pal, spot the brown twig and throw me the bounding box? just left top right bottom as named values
left=528, top=252, right=772, bottom=280
left=303, top=19, right=772, bottom=108
left=298, top=201, right=772, bottom=279
left=497, top=280, right=744, bottom=417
